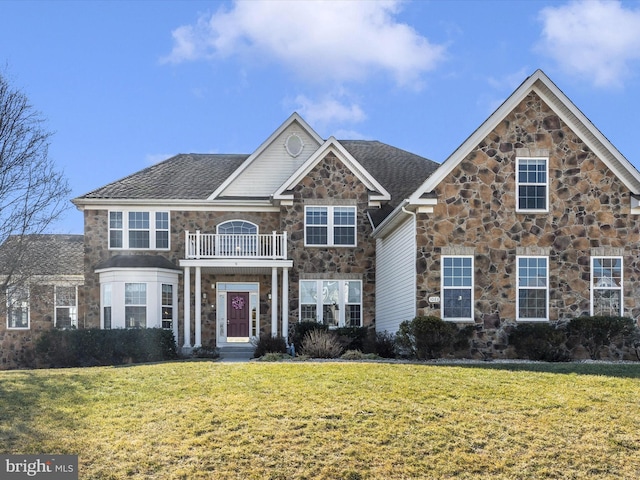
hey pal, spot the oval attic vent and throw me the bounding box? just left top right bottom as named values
left=285, top=133, right=304, bottom=157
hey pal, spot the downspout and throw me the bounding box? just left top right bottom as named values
left=401, top=203, right=417, bottom=321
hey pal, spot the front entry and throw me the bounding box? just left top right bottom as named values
left=226, top=292, right=250, bottom=338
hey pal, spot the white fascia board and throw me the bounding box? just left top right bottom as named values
left=73, top=198, right=280, bottom=212
left=371, top=199, right=411, bottom=239
left=208, top=113, right=324, bottom=200
left=408, top=70, right=640, bottom=203
left=273, top=137, right=391, bottom=202
left=531, top=80, right=640, bottom=194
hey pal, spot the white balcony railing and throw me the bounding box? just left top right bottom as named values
left=185, top=231, right=288, bottom=260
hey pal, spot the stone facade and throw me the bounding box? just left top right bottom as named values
left=282, top=153, right=377, bottom=327
left=80, top=152, right=376, bottom=347
left=415, top=92, right=640, bottom=357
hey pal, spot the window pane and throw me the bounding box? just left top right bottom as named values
left=334, top=207, right=355, bottom=226
left=129, top=230, right=150, bottom=248
left=155, top=212, right=168, bottom=230
left=306, top=226, right=328, bottom=245
left=322, top=304, right=339, bottom=327
left=300, top=281, right=317, bottom=304
left=334, top=226, right=354, bottom=245
left=104, top=306, right=112, bottom=329
left=322, top=281, right=339, bottom=305
left=518, top=289, right=547, bottom=319
left=593, top=290, right=622, bottom=316
left=306, top=207, right=327, bottom=225
left=443, top=289, right=472, bottom=318
left=109, top=212, right=122, bottom=229
left=345, top=305, right=361, bottom=327
left=125, top=306, right=146, bottom=328
left=110, top=230, right=123, bottom=248
left=125, top=283, right=146, bottom=305
left=300, top=305, right=317, bottom=322
left=345, top=281, right=361, bottom=304
left=56, top=286, right=76, bottom=307
left=128, top=212, right=149, bottom=229
left=156, top=231, right=169, bottom=249
left=593, top=258, right=622, bottom=288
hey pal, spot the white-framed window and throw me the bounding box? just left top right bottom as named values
left=98, top=269, right=179, bottom=330
left=125, top=283, right=146, bottom=328
left=161, top=284, right=173, bottom=329
left=441, top=256, right=474, bottom=321
left=217, top=220, right=258, bottom=256
left=7, top=285, right=29, bottom=329
left=55, top=285, right=78, bottom=328
left=103, top=284, right=112, bottom=329
left=109, top=210, right=170, bottom=250
left=517, top=256, right=549, bottom=321
left=591, top=257, right=623, bottom=316
left=516, top=157, right=548, bottom=212
left=305, top=206, right=356, bottom=246
left=299, top=279, right=362, bottom=327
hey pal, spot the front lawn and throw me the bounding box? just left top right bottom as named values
left=1, top=361, right=639, bottom=479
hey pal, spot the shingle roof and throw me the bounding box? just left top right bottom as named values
left=0, top=234, right=84, bottom=277
left=339, top=140, right=440, bottom=226
left=77, top=154, right=249, bottom=200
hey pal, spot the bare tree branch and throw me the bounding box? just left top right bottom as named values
left=0, top=71, right=71, bottom=288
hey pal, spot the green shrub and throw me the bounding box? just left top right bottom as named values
left=300, top=329, right=343, bottom=358
left=36, top=328, right=178, bottom=368
left=508, top=322, right=570, bottom=362
left=290, top=321, right=328, bottom=350
left=363, top=330, right=397, bottom=358
left=395, top=316, right=458, bottom=360
left=568, top=316, right=636, bottom=360
left=253, top=334, right=287, bottom=358
left=192, top=346, right=219, bottom=359
left=333, top=326, right=369, bottom=351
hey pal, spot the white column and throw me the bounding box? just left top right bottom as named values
left=282, top=267, right=289, bottom=341
left=195, top=266, right=202, bottom=348
left=271, top=267, right=278, bottom=337
left=183, top=267, right=191, bottom=348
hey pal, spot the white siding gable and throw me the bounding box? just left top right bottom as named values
left=375, top=214, right=416, bottom=333
left=220, top=123, right=321, bottom=198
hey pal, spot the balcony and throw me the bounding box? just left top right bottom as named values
left=185, top=231, right=288, bottom=260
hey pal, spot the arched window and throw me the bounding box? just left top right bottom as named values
left=217, top=220, right=258, bottom=256
left=217, top=220, right=258, bottom=236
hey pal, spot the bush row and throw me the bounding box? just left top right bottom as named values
left=252, top=316, right=640, bottom=362
left=36, top=328, right=178, bottom=368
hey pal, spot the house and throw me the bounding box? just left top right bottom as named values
left=374, top=70, right=640, bottom=356
left=71, top=113, right=438, bottom=353
left=0, top=234, right=84, bottom=368
left=4, top=69, right=638, bottom=367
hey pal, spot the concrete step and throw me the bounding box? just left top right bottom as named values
left=218, top=345, right=255, bottom=362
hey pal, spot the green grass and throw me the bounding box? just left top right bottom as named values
left=1, top=361, right=639, bottom=479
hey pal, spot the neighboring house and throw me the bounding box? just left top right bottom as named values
left=72, top=113, right=438, bottom=353
left=374, top=70, right=640, bottom=355
left=0, top=234, right=84, bottom=368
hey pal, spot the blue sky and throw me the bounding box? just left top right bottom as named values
left=2, top=0, right=640, bottom=234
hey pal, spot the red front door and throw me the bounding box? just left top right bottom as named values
left=227, top=292, right=250, bottom=337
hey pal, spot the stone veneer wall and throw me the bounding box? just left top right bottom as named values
left=82, top=209, right=281, bottom=346
left=0, top=284, right=55, bottom=369
left=415, top=92, right=640, bottom=358
left=282, top=152, right=377, bottom=327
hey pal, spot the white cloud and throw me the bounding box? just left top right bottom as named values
left=162, top=0, right=445, bottom=88
left=538, top=0, right=640, bottom=88
left=293, top=93, right=366, bottom=126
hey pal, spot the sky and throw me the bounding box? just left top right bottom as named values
left=2, top=0, right=640, bottom=234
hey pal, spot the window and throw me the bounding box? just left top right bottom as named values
left=441, top=256, right=474, bottom=321
left=305, top=206, right=356, bottom=246
left=217, top=220, right=258, bottom=256
left=103, top=284, right=112, bottom=329
left=162, top=284, right=173, bottom=329
left=7, top=285, right=29, bottom=329
left=592, top=257, right=623, bottom=316
left=516, top=157, right=548, bottom=212
left=125, top=283, right=146, bottom=328
left=109, top=211, right=169, bottom=250
left=517, top=256, right=548, bottom=321
left=299, top=279, right=362, bottom=327
left=55, top=286, right=77, bottom=328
